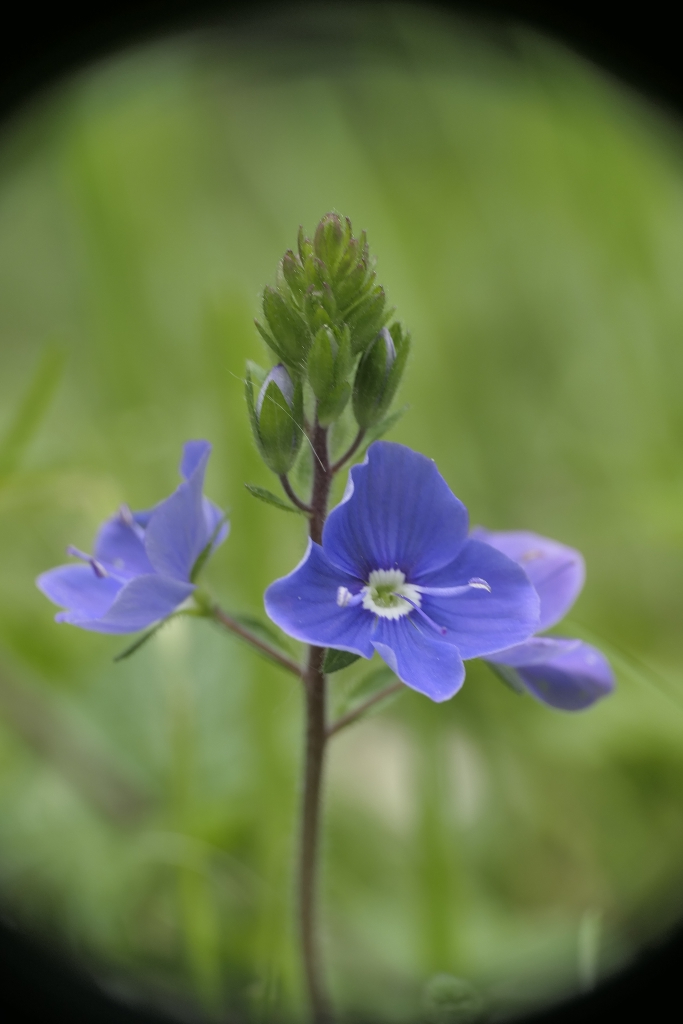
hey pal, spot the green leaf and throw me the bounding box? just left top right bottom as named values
left=323, top=648, right=361, bottom=673
left=114, top=619, right=169, bottom=661
left=245, top=484, right=305, bottom=514
left=190, top=515, right=228, bottom=582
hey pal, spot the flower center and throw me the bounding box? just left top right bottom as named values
left=361, top=568, right=421, bottom=620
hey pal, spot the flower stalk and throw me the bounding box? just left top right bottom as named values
left=299, top=415, right=334, bottom=1023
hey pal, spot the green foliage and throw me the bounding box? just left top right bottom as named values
left=245, top=484, right=305, bottom=514
left=323, top=648, right=361, bottom=674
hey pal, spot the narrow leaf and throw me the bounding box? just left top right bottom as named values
left=323, top=648, right=361, bottom=673
left=114, top=621, right=167, bottom=662
left=245, top=484, right=305, bottom=514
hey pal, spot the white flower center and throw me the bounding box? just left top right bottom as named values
left=361, top=568, right=421, bottom=620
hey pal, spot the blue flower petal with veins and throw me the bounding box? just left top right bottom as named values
left=265, top=441, right=539, bottom=702
left=37, top=440, right=228, bottom=634
left=476, top=529, right=615, bottom=710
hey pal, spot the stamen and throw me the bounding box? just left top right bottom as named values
left=416, top=578, right=491, bottom=597
left=468, top=577, right=491, bottom=592
left=67, top=545, right=108, bottom=578
left=119, top=504, right=146, bottom=541
left=337, top=586, right=362, bottom=608
left=393, top=593, right=447, bottom=635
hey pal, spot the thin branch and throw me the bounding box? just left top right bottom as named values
left=330, top=428, right=366, bottom=475
left=279, top=474, right=313, bottom=514
left=326, top=681, right=404, bottom=738
left=210, top=604, right=304, bottom=679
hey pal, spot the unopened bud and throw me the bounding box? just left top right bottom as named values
left=261, top=286, right=310, bottom=365
left=246, top=364, right=303, bottom=475
left=352, top=324, right=410, bottom=428
left=314, top=213, right=352, bottom=276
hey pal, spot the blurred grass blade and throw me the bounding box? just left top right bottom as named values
left=0, top=343, right=65, bottom=480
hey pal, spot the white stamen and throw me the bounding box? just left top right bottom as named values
left=468, top=577, right=491, bottom=592
left=361, top=568, right=422, bottom=620
left=337, top=586, right=354, bottom=607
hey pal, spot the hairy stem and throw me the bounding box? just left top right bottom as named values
left=326, top=681, right=404, bottom=738
left=330, top=428, right=366, bottom=475
left=279, top=473, right=314, bottom=514
left=210, top=604, right=303, bottom=679
left=300, top=418, right=333, bottom=1023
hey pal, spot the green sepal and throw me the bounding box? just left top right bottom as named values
left=190, top=515, right=228, bottom=582
left=245, top=483, right=306, bottom=514
left=262, top=286, right=310, bottom=364
left=487, top=660, right=526, bottom=696
left=245, top=369, right=267, bottom=461
left=318, top=381, right=351, bottom=427
left=314, top=212, right=352, bottom=275
left=353, top=323, right=410, bottom=429
left=281, top=250, right=307, bottom=299
left=347, top=286, right=389, bottom=354
left=323, top=648, right=361, bottom=674
left=258, top=378, right=303, bottom=474
left=307, top=326, right=337, bottom=399
left=254, top=319, right=287, bottom=362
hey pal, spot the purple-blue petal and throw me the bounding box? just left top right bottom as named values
left=59, top=574, right=195, bottom=634
left=473, top=528, right=585, bottom=631
left=144, top=446, right=212, bottom=581
left=489, top=638, right=615, bottom=711
left=37, top=563, right=124, bottom=619
left=372, top=617, right=465, bottom=702
left=487, top=636, right=580, bottom=667
left=323, top=442, right=469, bottom=580
left=203, top=497, right=229, bottom=549
left=180, top=440, right=212, bottom=481
left=417, top=539, right=540, bottom=659
left=264, top=541, right=375, bottom=657
left=93, top=513, right=155, bottom=577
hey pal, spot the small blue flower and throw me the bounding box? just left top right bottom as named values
left=265, top=442, right=540, bottom=701
left=475, top=529, right=615, bottom=710
left=37, top=440, right=227, bottom=634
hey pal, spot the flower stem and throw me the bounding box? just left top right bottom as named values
left=279, top=473, right=314, bottom=514
left=299, top=419, right=333, bottom=1023
left=326, top=681, right=404, bottom=738
left=330, top=428, right=366, bottom=475
left=209, top=604, right=303, bottom=679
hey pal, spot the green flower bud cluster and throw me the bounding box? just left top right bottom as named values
left=247, top=212, right=410, bottom=476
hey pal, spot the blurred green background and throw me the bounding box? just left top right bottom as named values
left=2, top=4, right=683, bottom=1021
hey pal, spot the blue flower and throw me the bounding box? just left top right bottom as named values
left=37, top=440, right=227, bottom=634
left=475, top=529, right=615, bottom=710
left=265, top=442, right=540, bottom=701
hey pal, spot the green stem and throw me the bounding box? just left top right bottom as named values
left=210, top=603, right=303, bottom=679
left=326, top=681, right=404, bottom=738
left=299, top=419, right=334, bottom=1023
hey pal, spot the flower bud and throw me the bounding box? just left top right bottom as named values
left=307, top=326, right=337, bottom=400
left=352, top=324, right=410, bottom=429
left=246, top=364, right=303, bottom=475
left=259, top=286, right=311, bottom=366
left=346, top=286, right=389, bottom=354
left=314, top=213, right=352, bottom=275
left=306, top=324, right=353, bottom=425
